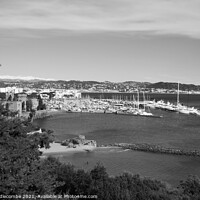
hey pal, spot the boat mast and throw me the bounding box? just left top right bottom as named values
left=137, top=90, right=139, bottom=110
left=177, top=81, right=180, bottom=106
left=133, top=94, right=136, bottom=109
left=143, top=91, right=145, bottom=111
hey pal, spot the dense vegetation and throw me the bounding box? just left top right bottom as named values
left=1, top=115, right=200, bottom=199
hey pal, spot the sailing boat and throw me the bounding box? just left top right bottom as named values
left=140, top=92, right=153, bottom=116
left=176, top=82, right=190, bottom=114
left=136, top=91, right=153, bottom=116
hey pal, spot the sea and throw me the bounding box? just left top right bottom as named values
left=34, top=93, right=200, bottom=187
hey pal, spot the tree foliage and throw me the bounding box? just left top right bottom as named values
left=0, top=102, right=18, bottom=117
left=179, top=175, right=200, bottom=200
left=26, top=99, right=33, bottom=111
left=0, top=118, right=57, bottom=195
left=1, top=118, right=200, bottom=199
left=37, top=96, right=46, bottom=110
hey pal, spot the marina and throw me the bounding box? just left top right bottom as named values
left=1, top=0, right=200, bottom=197
left=63, top=92, right=200, bottom=118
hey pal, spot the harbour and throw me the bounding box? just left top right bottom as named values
left=34, top=93, right=200, bottom=186
left=1, top=1, right=200, bottom=197
left=62, top=91, right=200, bottom=117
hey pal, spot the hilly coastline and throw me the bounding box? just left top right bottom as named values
left=0, top=77, right=200, bottom=92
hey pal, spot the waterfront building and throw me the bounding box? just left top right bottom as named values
left=0, top=101, right=22, bottom=116
left=14, top=93, right=28, bottom=111
left=40, top=93, right=50, bottom=100
left=0, top=87, right=23, bottom=93
left=0, top=92, right=14, bottom=101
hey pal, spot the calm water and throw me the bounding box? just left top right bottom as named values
left=34, top=94, right=200, bottom=186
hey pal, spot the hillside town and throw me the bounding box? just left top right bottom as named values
left=1, top=79, right=200, bottom=118
left=1, top=78, right=200, bottom=93
left=0, top=86, right=82, bottom=117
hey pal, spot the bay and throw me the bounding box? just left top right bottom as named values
left=34, top=93, right=200, bottom=186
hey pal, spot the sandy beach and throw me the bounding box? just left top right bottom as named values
left=39, top=142, right=88, bottom=154
left=39, top=142, right=122, bottom=155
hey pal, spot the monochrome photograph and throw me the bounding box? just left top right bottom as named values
left=1, top=0, right=200, bottom=199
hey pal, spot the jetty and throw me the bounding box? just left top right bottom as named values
left=112, top=143, right=200, bottom=157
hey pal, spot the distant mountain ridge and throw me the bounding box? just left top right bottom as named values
left=0, top=75, right=55, bottom=81
left=148, top=82, right=200, bottom=91
left=0, top=77, right=200, bottom=91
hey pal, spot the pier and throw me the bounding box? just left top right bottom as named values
left=112, top=143, right=200, bottom=157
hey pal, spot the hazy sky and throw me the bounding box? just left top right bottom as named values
left=0, top=0, right=200, bottom=84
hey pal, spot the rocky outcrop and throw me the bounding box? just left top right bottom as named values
left=61, top=135, right=97, bottom=150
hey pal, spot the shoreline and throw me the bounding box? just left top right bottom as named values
left=39, top=142, right=120, bottom=155
left=33, top=109, right=66, bottom=120
left=40, top=142, right=86, bottom=154
left=39, top=142, right=200, bottom=157
left=21, top=109, right=66, bottom=120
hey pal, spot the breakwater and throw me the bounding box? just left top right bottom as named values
left=111, top=143, right=200, bottom=157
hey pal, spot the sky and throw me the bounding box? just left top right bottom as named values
left=0, top=0, right=200, bottom=84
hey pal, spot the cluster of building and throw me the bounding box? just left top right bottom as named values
left=1, top=84, right=200, bottom=118
left=0, top=86, right=81, bottom=117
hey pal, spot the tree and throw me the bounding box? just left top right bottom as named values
left=90, top=162, right=108, bottom=181
left=73, top=169, right=92, bottom=195
left=37, top=96, right=46, bottom=110
left=13, top=95, right=18, bottom=101
left=7, top=95, right=12, bottom=101
left=55, top=163, right=76, bottom=195
left=1, top=117, right=200, bottom=199
left=0, top=103, right=6, bottom=116
left=179, top=175, right=200, bottom=199
left=26, top=100, right=33, bottom=111
left=0, top=132, right=41, bottom=194
left=0, top=103, right=18, bottom=117
left=0, top=118, right=58, bottom=195
left=22, top=101, right=25, bottom=111
left=5, top=102, right=9, bottom=111
left=89, top=163, right=109, bottom=199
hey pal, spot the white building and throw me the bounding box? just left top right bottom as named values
left=0, top=87, right=23, bottom=93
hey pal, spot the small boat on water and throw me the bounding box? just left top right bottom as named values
left=148, top=82, right=200, bottom=116
left=115, top=92, right=162, bottom=118
left=175, top=82, right=200, bottom=115
left=189, top=107, right=200, bottom=116
left=139, top=92, right=154, bottom=117
left=176, top=105, right=190, bottom=115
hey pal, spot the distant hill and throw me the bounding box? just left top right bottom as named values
left=0, top=75, right=54, bottom=82
left=147, top=82, right=200, bottom=91
left=0, top=77, right=200, bottom=91
left=122, top=81, right=151, bottom=88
